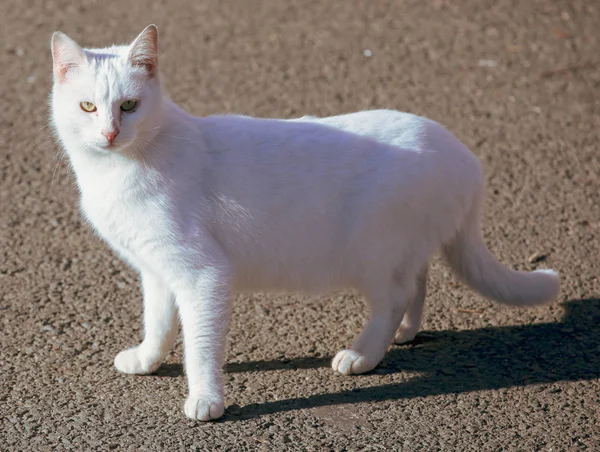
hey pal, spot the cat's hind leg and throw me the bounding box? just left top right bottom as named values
left=394, top=265, right=428, bottom=344
left=114, top=268, right=178, bottom=375
left=332, top=270, right=417, bottom=375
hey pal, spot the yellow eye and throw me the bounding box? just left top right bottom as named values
left=120, top=100, right=138, bottom=112
left=80, top=101, right=96, bottom=112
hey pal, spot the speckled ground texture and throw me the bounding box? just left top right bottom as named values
left=2, top=0, right=600, bottom=450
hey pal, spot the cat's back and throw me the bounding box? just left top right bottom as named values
left=197, top=110, right=458, bottom=162
left=297, top=109, right=481, bottom=186
left=208, top=109, right=475, bottom=169
left=297, top=109, right=467, bottom=155
left=295, top=109, right=425, bottom=143
left=195, top=113, right=408, bottom=185
left=194, top=110, right=480, bottom=198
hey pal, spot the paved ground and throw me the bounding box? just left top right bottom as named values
left=2, top=0, right=600, bottom=450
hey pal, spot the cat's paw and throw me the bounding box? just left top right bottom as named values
left=184, top=393, right=225, bottom=421
left=332, top=349, right=377, bottom=375
left=394, top=327, right=418, bottom=345
left=114, top=346, right=162, bottom=375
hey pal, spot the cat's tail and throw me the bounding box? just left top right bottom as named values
left=443, top=201, right=560, bottom=307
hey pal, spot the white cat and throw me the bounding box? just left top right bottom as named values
left=49, top=25, right=560, bottom=421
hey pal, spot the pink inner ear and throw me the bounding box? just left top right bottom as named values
left=129, top=26, right=158, bottom=76
left=56, top=61, right=77, bottom=81
left=52, top=33, right=84, bottom=83
left=131, top=55, right=156, bottom=74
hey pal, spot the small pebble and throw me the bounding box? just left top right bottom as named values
left=531, top=106, right=542, bottom=114
left=478, top=59, right=498, bottom=68
left=528, top=252, right=547, bottom=263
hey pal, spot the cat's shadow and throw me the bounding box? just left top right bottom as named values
left=154, top=298, right=600, bottom=421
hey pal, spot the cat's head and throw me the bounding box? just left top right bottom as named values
left=50, top=25, right=163, bottom=154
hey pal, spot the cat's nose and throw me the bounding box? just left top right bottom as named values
left=101, top=129, right=119, bottom=144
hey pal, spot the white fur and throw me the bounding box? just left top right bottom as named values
left=50, top=26, right=560, bottom=421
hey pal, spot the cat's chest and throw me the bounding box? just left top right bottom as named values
left=80, top=192, right=161, bottom=256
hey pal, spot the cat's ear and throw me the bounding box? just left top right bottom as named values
left=51, top=32, right=85, bottom=83
left=128, top=24, right=159, bottom=77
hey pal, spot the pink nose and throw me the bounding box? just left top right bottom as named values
left=101, top=129, right=119, bottom=144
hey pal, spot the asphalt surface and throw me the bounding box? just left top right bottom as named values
left=2, top=0, right=600, bottom=450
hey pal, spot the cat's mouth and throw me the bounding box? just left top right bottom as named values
left=97, top=142, right=119, bottom=151
left=96, top=137, right=129, bottom=152
left=92, top=141, right=125, bottom=154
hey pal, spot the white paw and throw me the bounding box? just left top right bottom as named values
left=114, top=346, right=162, bottom=375
left=332, top=349, right=377, bottom=375
left=184, top=393, right=225, bottom=421
left=394, top=327, right=418, bottom=345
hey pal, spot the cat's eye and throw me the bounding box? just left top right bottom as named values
left=80, top=101, right=97, bottom=113
left=120, top=100, right=138, bottom=112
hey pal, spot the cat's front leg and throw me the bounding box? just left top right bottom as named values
left=175, top=265, right=232, bottom=421
left=114, top=268, right=178, bottom=374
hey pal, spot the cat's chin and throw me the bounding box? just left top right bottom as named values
left=89, top=145, right=122, bottom=154
left=91, top=141, right=130, bottom=153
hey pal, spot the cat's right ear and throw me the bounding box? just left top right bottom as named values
left=51, top=32, right=85, bottom=83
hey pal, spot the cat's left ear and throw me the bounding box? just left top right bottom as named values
left=128, top=24, right=159, bottom=77
left=51, top=32, right=85, bottom=83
